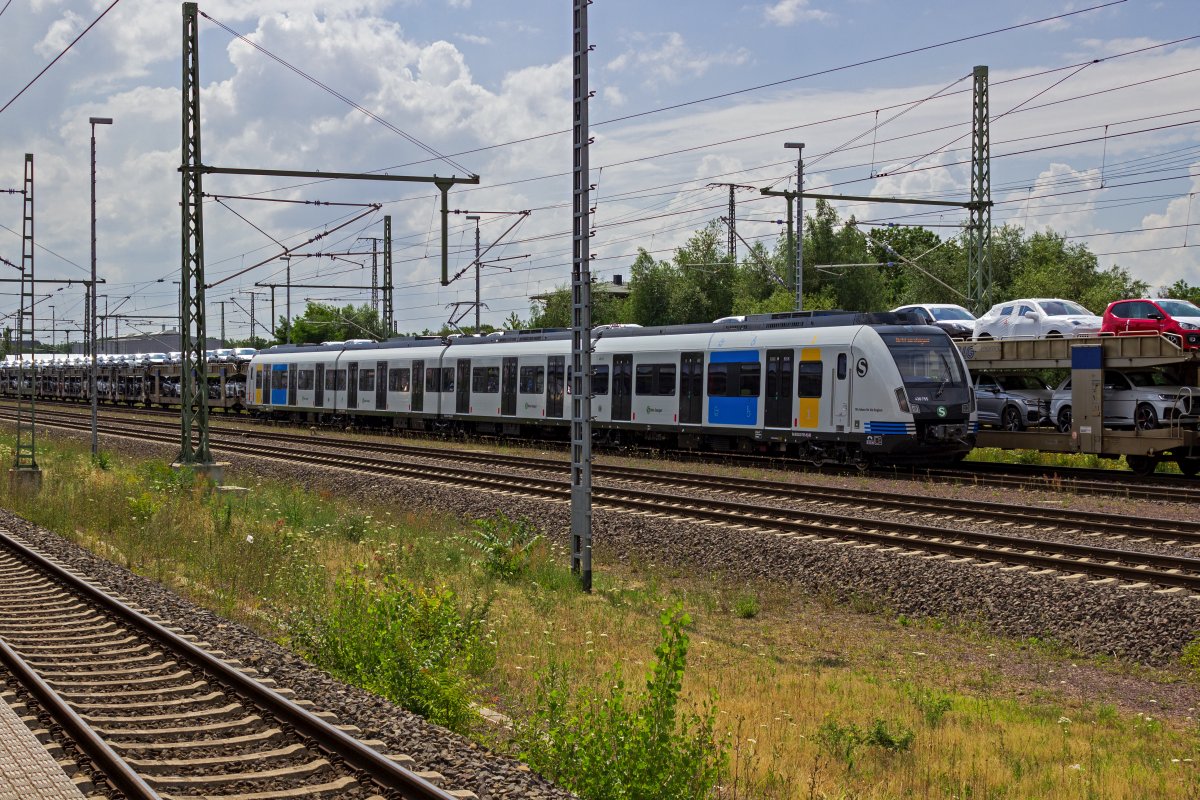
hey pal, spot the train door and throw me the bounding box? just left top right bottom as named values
left=765, top=349, right=794, bottom=429
left=376, top=361, right=388, bottom=410
left=612, top=354, right=633, bottom=421
left=287, top=366, right=297, bottom=407
left=456, top=358, right=471, bottom=414
left=255, top=366, right=263, bottom=404
left=347, top=362, right=359, bottom=408
left=679, top=352, right=704, bottom=425
left=270, top=364, right=287, bottom=405
left=412, top=359, right=424, bottom=412
left=315, top=363, right=325, bottom=408
left=501, top=357, right=517, bottom=415
left=546, top=355, right=565, bottom=418
left=830, top=351, right=850, bottom=432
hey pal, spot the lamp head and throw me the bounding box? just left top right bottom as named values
left=466, top=215, right=481, bottom=221
left=784, top=142, right=804, bottom=150
left=89, top=117, right=113, bottom=126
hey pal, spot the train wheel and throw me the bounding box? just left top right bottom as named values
left=1177, top=457, right=1200, bottom=477
left=1000, top=405, right=1024, bottom=431
left=1126, top=454, right=1159, bottom=476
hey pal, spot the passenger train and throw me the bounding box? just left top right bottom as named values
left=246, top=312, right=977, bottom=465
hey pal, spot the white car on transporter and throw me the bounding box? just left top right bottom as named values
left=972, top=298, right=1102, bottom=340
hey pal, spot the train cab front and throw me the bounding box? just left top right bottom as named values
left=878, top=328, right=976, bottom=461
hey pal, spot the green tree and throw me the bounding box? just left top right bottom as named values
left=1008, top=230, right=1145, bottom=314
left=1159, top=280, right=1200, bottom=305
left=283, top=302, right=387, bottom=344
left=626, top=250, right=678, bottom=326
left=667, top=224, right=735, bottom=324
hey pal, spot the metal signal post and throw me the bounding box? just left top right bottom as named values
left=180, top=3, right=476, bottom=472
left=570, top=0, right=593, bottom=591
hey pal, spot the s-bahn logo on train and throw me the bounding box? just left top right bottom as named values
left=855, top=358, right=869, bottom=378
left=936, top=406, right=947, bottom=418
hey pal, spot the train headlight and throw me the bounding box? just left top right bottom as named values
left=895, top=387, right=911, bottom=413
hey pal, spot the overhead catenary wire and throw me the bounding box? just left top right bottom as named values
left=0, top=0, right=122, bottom=118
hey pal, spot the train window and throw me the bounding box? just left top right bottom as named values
left=738, top=363, right=760, bottom=396
left=707, top=362, right=760, bottom=397
left=271, top=369, right=287, bottom=390
left=797, top=362, right=823, bottom=397
left=359, top=368, right=375, bottom=392
left=297, top=369, right=315, bottom=391
left=707, top=364, right=728, bottom=396
left=592, top=365, right=610, bottom=395
left=472, top=366, right=500, bottom=393
left=635, top=363, right=676, bottom=396
left=325, top=369, right=336, bottom=391
left=441, top=367, right=455, bottom=392
left=519, top=365, right=545, bottom=394
left=426, top=367, right=439, bottom=392
left=837, top=354, right=847, bottom=380
left=336, top=369, right=347, bottom=391
left=388, top=367, right=411, bottom=392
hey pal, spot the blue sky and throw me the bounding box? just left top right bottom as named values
left=0, top=0, right=1197, bottom=341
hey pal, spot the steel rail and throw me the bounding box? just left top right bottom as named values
left=5, top=396, right=1200, bottom=502
left=0, top=634, right=162, bottom=799
left=10, top=405, right=1196, bottom=544
left=7, top=410, right=1198, bottom=591
left=0, top=529, right=459, bottom=800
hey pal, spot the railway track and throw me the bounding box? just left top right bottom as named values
left=8, top=406, right=1198, bottom=549
left=3, top=406, right=1196, bottom=594
left=0, top=528, right=467, bottom=800
left=5, top=397, right=1196, bottom=503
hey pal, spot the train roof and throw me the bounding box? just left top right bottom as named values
left=249, top=311, right=931, bottom=360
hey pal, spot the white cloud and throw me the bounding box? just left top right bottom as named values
left=34, top=10, right=83, bottom=59
left=602, top=86, right=627, bottom=108
left=762, top=0, right=832, bottom=27
left=456, top=33, right=490, bottom=45
left=605, top=32, right=749, bottom=87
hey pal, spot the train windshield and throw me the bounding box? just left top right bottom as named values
left=880, top=332, right=967, bottom=389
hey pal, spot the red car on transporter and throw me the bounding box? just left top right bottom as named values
left=1101, top=298, right=1200, bottom=349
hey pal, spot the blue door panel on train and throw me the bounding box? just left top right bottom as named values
left=271, top=363, right=288, bottom=405
left=708, top=396, right=758, bottom=425
left=707, top=349, right=759, bottom=426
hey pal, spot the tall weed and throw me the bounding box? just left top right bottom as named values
left=290, top=569, right=493, bottom=733
left=515, top=604, right=726, bottom=800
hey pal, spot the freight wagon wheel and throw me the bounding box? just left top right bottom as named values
left=1134, top=402, right=1160, bottom=430
left=1000, top=405, right=1024, bottom=431
left=1177, top=457, right=1200, bottom=477
left=1125, top=454, right=1159, bottom=476
left=1056, top=407, right=1072, bottom=433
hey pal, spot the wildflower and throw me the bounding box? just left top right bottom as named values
left=245, top=534, right=254, bottom=544
left=1069, top=764, right=1083, bottom=771
left=1057, top=716, right=1071, bottom=724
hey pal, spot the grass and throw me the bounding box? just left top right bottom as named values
left=2, top=431, right=1200, bottom=798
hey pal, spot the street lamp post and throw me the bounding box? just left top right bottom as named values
left=90, top=116, right=112, bottom=458
left=784, top=142, right=804, bottom=311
